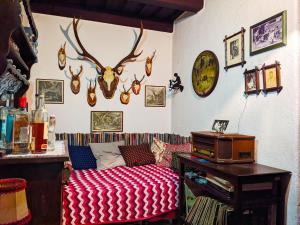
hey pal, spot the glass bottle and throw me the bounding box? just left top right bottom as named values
left=31, top=94, right=48, bottom=154
left=5, top=93, right=15, bottom=154
left=12, top=97, right=30, bottom=154
left=0, top=99, right=9, bottom=149
left=47, top=115, right=56, bottom=151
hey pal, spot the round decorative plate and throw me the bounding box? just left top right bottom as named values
left=192, top=50, right=219, bottom=97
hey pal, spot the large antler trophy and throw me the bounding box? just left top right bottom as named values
left=72, top=18, right=144, bottom=99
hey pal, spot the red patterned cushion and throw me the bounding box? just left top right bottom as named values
left=119, top=144, right=156, bottom=167
left=157, top=142, right=192, bottom=167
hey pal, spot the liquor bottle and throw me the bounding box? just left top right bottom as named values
left=12, top=97, right=30, bottom=154
left=5, top=93, right=15, bottom=153
left=47, top=115, right=56, bottom=151
left=0, top=99, right=9, bottom=149
left=31, top=94, right=48, bottom=154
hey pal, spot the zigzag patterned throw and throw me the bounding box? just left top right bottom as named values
left=62, top=164, right=179, bottom=225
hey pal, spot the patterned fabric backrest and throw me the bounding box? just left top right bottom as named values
left=56, top=133, right=191, bottom=146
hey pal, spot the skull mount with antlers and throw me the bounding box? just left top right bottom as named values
left=87, top=79, right=97, bottom=107
left=72, top=18, right=144, bottom=99
left=69, top=65, right=83, bottom=94
left=120, top=84, right=132, bottom=105
left=131, top=74, right=145, bottom=95
left=145, top=50, right=156, bottom=76
left=58, top=42, right=66, bottom=70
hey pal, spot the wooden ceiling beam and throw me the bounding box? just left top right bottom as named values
left=128, top=0, right=203, bottom=13
left=31, top=3, right=174, bottom=32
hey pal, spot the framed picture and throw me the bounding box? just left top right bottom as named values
left=244, top=67, right=260, bottom=95
left=91, top=111, right=123, bottom=132
left=192, top=50, right=219, bottom=97
left=36, top=79, right=64, bottom=104
left=224, top=27, right=246, bottom=70
left=250, top=11, right=287, bottom=56
left=212, top=120, right=229, bottom=133
left=262, top=61, right=282, bottom=93
left=145, top=85, right=166, bottom=107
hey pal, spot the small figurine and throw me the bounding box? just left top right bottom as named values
left=169, top=73, right=184, bottom=93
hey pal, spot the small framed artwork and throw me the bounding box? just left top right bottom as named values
left=212, top=120, right=229, bottom=133
left=145, top=85, right=166, bottom=107
left=262, top=61, right=282, bottom=93
left=250, top=11, right=287, bottom=56
left=244, top=67, right=260, bottom=95
left=91, top=111, right=123, bottom=132
left=224, top=27, right=246, bottom=70
left=36, top=79, right=64, bottom=104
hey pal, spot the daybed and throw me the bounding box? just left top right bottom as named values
left=60, top=133, right=191, bottom=225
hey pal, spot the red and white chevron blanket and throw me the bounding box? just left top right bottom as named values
left=62, top=164, right=179, bottom=225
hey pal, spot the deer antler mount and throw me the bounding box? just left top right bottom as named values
left=69, top=65, right=83, bottom=94
left=72, top=18, right=144, bottom=99
left=87, top=79, right=97, bottom=107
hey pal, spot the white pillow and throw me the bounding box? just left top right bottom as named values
left=89, top=141, right=126, bottom=170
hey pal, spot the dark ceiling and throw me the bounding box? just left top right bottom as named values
left=30, top=0, right=204, bottom=32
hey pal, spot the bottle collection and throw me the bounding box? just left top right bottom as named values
left=0, top=93, right=56, bottom=155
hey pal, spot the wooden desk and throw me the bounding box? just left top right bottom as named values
left=0, top=141, right=69, bottom=225
left=178, top=154, right=291, bottom=225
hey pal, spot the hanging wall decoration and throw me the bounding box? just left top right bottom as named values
left=250, top=11, right=287, bottom=56
left=169, top=73, right=184, bottom=93
left=224, top=28, right=246, bottom=71
left=58, top=42, right=66, bottom=70
left=120, top=85, right=132, bottom=105
left=69, top=65, right=83, bottom=94
left=87, top=79, right=97, bottom=107
left=131, top=74, right=145, bottom=95
left=72, top=18, right=144, bottom=99
left=145, top=85, right=166, bottom=107
left=192, top=50, right=219, bottom=97
left=36, top=79, right=64, bottom=104
left=91, top=111, right=123, bottom=132
left=262, top=61, right=282, bottom=93
left=244, top=67, right=260, bottom=95
left=145, top=50, right=156, bottom=76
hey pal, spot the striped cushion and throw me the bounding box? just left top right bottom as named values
left=119, top=144, right=156, bottom=167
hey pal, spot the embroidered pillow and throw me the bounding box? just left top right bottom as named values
left=89, top=141, right=126, bottom=170
left=151, top=138, right=167, bottom=163
left=68, top=145, right=97, bottom=170
left=119, top=143, right=156, bottom=167
left=157, top=142, right=192, bottom=168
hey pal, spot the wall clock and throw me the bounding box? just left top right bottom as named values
left=192, top=50, right=219, bottom=97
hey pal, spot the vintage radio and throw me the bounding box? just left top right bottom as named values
left=191, top=131, right=255, bottom=164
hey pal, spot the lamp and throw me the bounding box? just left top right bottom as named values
left=0, top=178, right=31, bottom=225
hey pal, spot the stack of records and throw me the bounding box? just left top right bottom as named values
left=185, top=196, right=233, bottom=225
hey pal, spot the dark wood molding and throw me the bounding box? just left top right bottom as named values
left=31, top=3, right=174, bottom=32
left=129, top=0, right=204, bottom=13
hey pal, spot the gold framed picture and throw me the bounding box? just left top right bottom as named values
left=90, top=111, right=123, bottom=132
left=244, top=67, right=260, bottom=95
left=224, top=27, right=246, bottom=71
left=145, top=85, right=166, bottom=107
left=262, top=61, right=282, bottom=93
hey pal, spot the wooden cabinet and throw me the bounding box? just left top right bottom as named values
left=178, top=154, right=291, bottom=225
left=0, top=142, right=68, bottom=225
left=191, top=131, right=255, bottom=163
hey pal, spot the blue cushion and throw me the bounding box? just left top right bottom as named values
left=68, top=145, right=97, bottom=170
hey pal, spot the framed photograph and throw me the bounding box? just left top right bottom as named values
left=262, top=61, right=282, bottom=93
left=244, top=67, right=260, bottom=95
left=145, top=85, right=166, bottom=107
left=212, top=120, right=229, bottom=133
left=91, top=111, right=123, bottom=132
left=36, top=79, right=64, bottom=104
left=250, top=11, right=287, bottom=56
left=224, top=27, right=246, bottom=70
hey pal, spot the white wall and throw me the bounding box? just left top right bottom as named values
left=29, top=13, right=173, bottom=134
left=172, top=0, right=299, bottom=224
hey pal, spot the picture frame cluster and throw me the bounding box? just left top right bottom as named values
left=244, top=61, right=282, bottom=96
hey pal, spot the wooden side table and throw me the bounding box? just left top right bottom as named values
left=0, top=141, right=69, bottom=225
left=178, top=153, right=291, bottom=225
